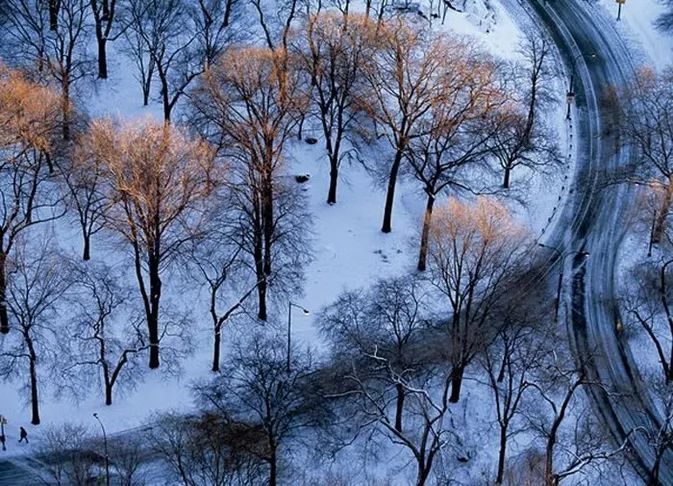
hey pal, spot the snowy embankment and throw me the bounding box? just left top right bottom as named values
left=0, top=0, right=574, bottom=482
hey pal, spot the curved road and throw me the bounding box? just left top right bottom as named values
left=527, top=0, right=672, bottom=483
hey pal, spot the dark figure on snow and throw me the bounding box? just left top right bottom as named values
left=0, top=434, right=5, bottom=450
left=19, top=427, right=28, bottom=443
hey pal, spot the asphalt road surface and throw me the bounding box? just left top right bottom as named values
left=0, top=459, right=38, bottom=485
left=527, top=0, right=673, bottom=483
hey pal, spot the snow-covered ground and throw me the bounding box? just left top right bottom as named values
left=0, top=0, right=578, bottom=481
left=596, top=0, right=673, bottom=69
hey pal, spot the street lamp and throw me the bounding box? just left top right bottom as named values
left=566, top=53, right=597, bottom=120
left=616, top=0, right=625, bottom=21
left=538, top=243, right=590, bottom=322
left=93, top=413, right=110, bottom=486
left=287, top=302, right=309, bottom=372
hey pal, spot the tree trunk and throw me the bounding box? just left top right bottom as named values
left=395, top=382, right=405, bottom=432
left=417, top=193, right=435, bottom=271
left=28, top=345, right=40, bottom=424
left=105, top=385, right=113, bottom=406
left=62, top=77, right=71, bottom=140
left=653, top=176, right=673, bottom=243
left=449, top=365, right=464, bottom=403
left=83, top=234, right=91, bottom=261
left=0, top=254, right=8, bottom=334
left=327, top=157, right=338, bottom=205
left=142, top=73, right=152, bottom=106
left=381, top=147, right=404, bottom=233
left=262, top=172, right=274, bottom=276
left=503, top=165, right=511, bottom=189
left=97, top=36, right=108, bottom=79
left=268, top=447, right=277, bottom=486
left=212, top=329, right=221, bottom=372
left=254, top=226, right=267, bottom=321
left=496, top=425, right=507, bottom=483
left=147, top=261, right=161, bottom=369
left=649, top=451, right=663, bottom=486
left=49, top=0, right=59, bottom=31
left=544, top=438, right=556, bottom=486
left=416, top=463, right=430, bottom=486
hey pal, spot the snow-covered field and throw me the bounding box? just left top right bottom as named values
left=0, top=0, right=582, bottom=482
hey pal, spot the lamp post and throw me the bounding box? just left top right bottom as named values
left=287, top=302, right=309, bottom=372
left=538, top=244, right=590, bottom=322
left=93, top=413, right=110, bottom=486
left=566, top=53, right=597, bottom=121
left=616, top=0, right=625, bottom=21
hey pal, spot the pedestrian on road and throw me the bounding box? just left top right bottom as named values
left=18, top=427, right=28, bottom=444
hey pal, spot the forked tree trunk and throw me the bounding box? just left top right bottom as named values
left=417, top=192, right=435, bottom=271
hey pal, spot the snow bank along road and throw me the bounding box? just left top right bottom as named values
left=529, top=0, right=673, bottom=483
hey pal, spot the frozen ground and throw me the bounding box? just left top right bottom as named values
left=0, top=0, right=575, bottom=481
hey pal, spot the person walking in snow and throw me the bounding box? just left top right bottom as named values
left=18, top=427, right=28, bottom=443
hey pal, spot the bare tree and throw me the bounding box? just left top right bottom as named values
left=357, top=21, right=462, bottom=233
left=34, top=423, right=99, bottom=485
left=148, top=411, right=266, bottom=486
left=4, top=0, right=93, bottom=139
left=623, top=258, right=673, bottom=382
left=0, top=67, right=64, bottom=334
left=191, top=47, right=310, bottom=321
left=325, top=341, right=457, bottom=485
left=125, top=0, right=241, bottom=121
left=87, top=117, right=217, bottom=369
left=59, top=130, right=110, bottom=261
left=120, top=22, right=154, bottom=106
left=426, top=197, right=530, bottom=403
left=620, top=67, right=673, bottom=242
left=319, top=275, right=430, bottom=433
left=193, top=330, right=323, bottom=486
left=90, top=0, right=125, bottom=79
left=488, top=32, right=560, bottom=189
left=403, top=43, right=504, bottom=271
left=525, top=353, right=629, bottom=486
left=251, top=0, right=299, bottom=51
left=191, top=0, right=243, bottom=69
left=184, top=231, right=259, bottom=372
left=635, top=375, right=673, bottom=485
left=295, top=12, right=376, bottom=204
left=0, top=235, right=71, bottom=425
left=60, top=263, right=149, bottom=405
